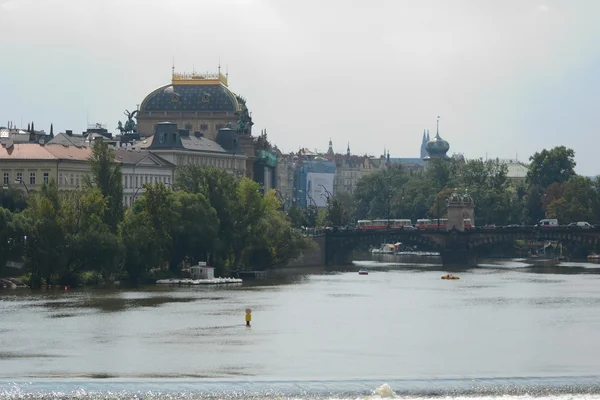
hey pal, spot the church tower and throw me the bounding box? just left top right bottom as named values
left=327, top=138, right=334, bottom=155
left=420, top=129, right=429, bottom=159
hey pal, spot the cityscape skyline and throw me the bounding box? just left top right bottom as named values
left=1, top=0, right=599, bottom=175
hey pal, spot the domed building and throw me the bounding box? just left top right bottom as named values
left=136, top=68, right=253, bottom=141
left=422, top=118, right=451, bottom=170
left=133, top=68, right=267, bottom=183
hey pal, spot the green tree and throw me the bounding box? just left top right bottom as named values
left=170, top=190, right=219, bottom=270
left=85, top=140, right=124, bottom=231
left=354, top=164, right=407, bottom=219
left=174, top=165, right=238, bottom=268
left=287, top=205, right=307, bottom=228
left=0, top=207, right=15, bottom=277
left=122, top=183, right=175, bottom=283
left=0, top=186, right=27, bottom=212
left=545, top=175, right=594, bottom=223
left=231, top=178, right=266, bottom=267
left=15, top=180, right=67, bottom=288
left=527, top=146, right=576, bottom=188
left=61, top=188, right=124, bottom=284
left=244, top=190, right=315, bottom=269
left=325, top=197, right=348, bottom=227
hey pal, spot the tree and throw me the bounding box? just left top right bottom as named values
left=0, top=186, right=27, bottom=212
left=545, top=175, right=594, bottom=223
left=244, top=189, right=315, bottom=269
left=174, top=165, right=239, bottom=269
left=169, top=190, right=219, bottom=271
left=0, top=207, right=15, bottom=277
left=122, top=183, right=175, bottom=284
left=527, top=146, right=576, bottom=188
left=354, top=164, right=407, bottom=219
left=325, top=197, right=348, bottom=227
left=85, top=140, right=124, bottom=231
left=15, top=180, right=67, bottom=288
left=287, top=205, right=307, bottom=228
left=231, top=178, right=266, bottom=268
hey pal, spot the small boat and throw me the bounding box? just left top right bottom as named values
left=588, top=254, right=600, bottom=260
left=358, top=269, right=369, bottom=275
left=441, top=274, right=459, bottom=280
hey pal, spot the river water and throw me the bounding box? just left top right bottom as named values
left=2, top=259, right=600, bottom=399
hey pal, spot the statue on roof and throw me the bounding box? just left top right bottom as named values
left=117, top=121, right=125, bottom=134
left=123, top=109, right=138, bottom=133
left=235, top=104, right=253, bottom=135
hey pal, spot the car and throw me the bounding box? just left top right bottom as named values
left=568, top=221, right=592, bottom=229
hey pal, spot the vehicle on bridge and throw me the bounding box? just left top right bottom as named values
left=537, top=219, right=559, bottom=227
left=357, top=219, right=414, bottom=230
left=416, top=218, right=449, bottom=230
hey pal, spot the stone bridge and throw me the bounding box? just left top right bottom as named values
left=324, top=226, right=600, bottom=266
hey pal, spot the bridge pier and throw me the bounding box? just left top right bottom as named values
left=325, top=246, right=353, bottom=266
left=440, top=249, right=477, bottom=267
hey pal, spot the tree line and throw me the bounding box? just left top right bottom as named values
left=0, top=142, right=313, bottom=287
left=287, top=146, right=600, bottom=228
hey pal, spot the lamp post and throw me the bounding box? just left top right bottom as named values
left=14, top=178, right=29, bottom=194
left=318, top=184, right=332, bottom=199
left=437, top=197, right=441, bottom=230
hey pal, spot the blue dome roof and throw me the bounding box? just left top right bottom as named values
left=140, top=84, right=240, bottom=112
left=425, top=132, right=450, bottom=157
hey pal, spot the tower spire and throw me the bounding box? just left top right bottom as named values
left=172, top=57, right=175, bottom=76
left=436, top=115, right=440, bottom=137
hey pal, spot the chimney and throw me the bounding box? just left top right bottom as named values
left=66, top=130, right=73, bottom=136
left=194, top=132, right=204, bottom=138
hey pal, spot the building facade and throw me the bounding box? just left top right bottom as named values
left=0, top=143, right=91, bottom=193
left=292, top=157, right=336, bottom=209
left=134, top=122, right=247, bottom=178
left=115, top=148, right=176, bottom=208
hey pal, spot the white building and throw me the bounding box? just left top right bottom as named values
left=114, top=148, right=176, bottom=207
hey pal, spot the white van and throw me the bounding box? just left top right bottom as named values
left=538, top=219, right=558, bottom=227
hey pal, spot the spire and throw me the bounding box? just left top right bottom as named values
left=327, top=138, right=334, bottom=155
left=347, top=142, right=350, bottom=154
left=436, top=115, right=441, bottom=138
left=50, top=123, right=54, bottom=138
left=426, top=129, right=430, bottom=141
left=422, top=129, right=427, bottom=142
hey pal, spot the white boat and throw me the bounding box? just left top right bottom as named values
left=156, top=278, right=243, bottom=285
left=395, top=251, right=441, bottom=256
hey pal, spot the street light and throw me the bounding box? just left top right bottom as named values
left=14, top=178, right=29, bottom=194
left=318, top=184, right=332, bottom=199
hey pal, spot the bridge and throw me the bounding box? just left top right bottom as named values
left=324, top=226, right=600, bottom=266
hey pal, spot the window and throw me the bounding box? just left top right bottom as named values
left=172, top=133, right=177, bottom=143
left=29, top=172, right=36, bottom=185
left=76, top=175, right=79, bottom=187
left=70, top=174, right=74, bottom=186
left=16, top=172, right=22, bottom=183
left=59, top=173, right=63, bottom=185
left=135, top=176, right=139, bottom=188
left=3, top=172, right=8, bottom=186
left=200, top=124, right=208, bottom=131
left=43, top=173, right=49, bottom=184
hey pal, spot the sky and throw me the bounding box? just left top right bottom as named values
left=1, top=0, right=599, bottom=175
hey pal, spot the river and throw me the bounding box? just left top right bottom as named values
left=2, top=259, right=600, bottom=399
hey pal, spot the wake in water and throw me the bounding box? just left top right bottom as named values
left=3, top=380, right=600, bottom=400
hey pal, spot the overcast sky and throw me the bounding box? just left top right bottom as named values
left=1, top=0, right=599, bottom=175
